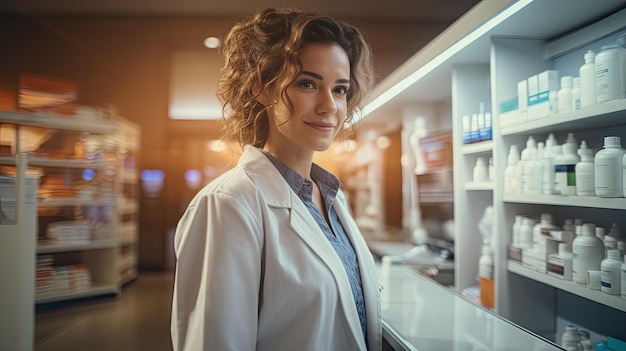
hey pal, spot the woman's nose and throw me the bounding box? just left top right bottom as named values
left=316, top=90, right=338, bottom=115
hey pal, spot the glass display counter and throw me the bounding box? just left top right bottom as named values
left=379, top=264, right=564, bottom=351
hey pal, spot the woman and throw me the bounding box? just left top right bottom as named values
left=171, top=8, right=381, bottom=351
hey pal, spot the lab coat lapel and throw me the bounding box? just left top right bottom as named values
left=334, top=191, right=382, bottom=350
left=287, top=199, right=366, bottom=348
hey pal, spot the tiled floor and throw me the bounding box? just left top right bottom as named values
left=35, top=272, right=175, bottom=351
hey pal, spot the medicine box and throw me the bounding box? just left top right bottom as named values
left=499, top=97, right=526, bottom=127
left=522, top=248, right=548, bottom=274
left=528, top=70, right=559, bottom=120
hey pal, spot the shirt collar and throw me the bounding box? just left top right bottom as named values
left=259, top=149, right=341, bottom=199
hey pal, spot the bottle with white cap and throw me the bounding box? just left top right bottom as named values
left=601, top=249, right=623, bottom=294
left=572, top=223, right=605, bottom=284
left=579, top=50, right=597, bottom=107
left=595, top=43, right=626, bottom=103
left=542, top=133, right=559, bottom=195
left=558, top=76, right=573, bottom=113
left=504, top=144, right=521, bottom=194
left=575, top=140, right=594, bottom=196
left=604, top=223, right=622, bottom=257
left=561, top=325, right=581, bottom=350
left=595, top=136, right=626, bottom=197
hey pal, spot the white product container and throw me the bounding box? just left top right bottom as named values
left=504, top=144, right=521, bottom=194
left=622, top=154, right=626, bottom=197
left=521, top=136, right=540, bottom=194
left=561, top=325, right=581, bottom=350
left=595, top=43, right=626, bottom=103
left=532, top=213, right=559, bottom=244
left=605, top=223, right=622, bottom=257
left=572, top=223, right=605, bottom=285
left=519, top=217, right=536, bottom=249
left=558, top=76, right=573, bottom=113
left=575, top=140, right=595, bottom=196
left=595, top=136, right=626, bottom=197
left=512, top=215, right=523, bottom=248
left=548, top=243, right=573, bottom=280
left=473, top=157, right=488, bottom=182
left=542, top=133, right=558, bottom=195
left=579, top=50, right=597, bottom=107
left=572, top=77, right=581, bottom=111
left=600, top=249, right=623, bottom=295
left=621, top=255, right=626, bottom=300
left=554, top=133, right=579, bottom=196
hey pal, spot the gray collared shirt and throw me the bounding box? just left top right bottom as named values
left=261, top=149, right=368, bottom=344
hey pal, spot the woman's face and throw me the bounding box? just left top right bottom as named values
left=265, top=42, right=350, bottom=156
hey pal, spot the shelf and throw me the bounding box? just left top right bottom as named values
left=38, top=197, right=116, bottom=207
left=508, top=262, right=626, bottom=313
left=0, top=110, right=118, bottom=134
left=37, top=239, right=117, bottom=254
left=0, top=155, right=108, bottom=169
left=35, top=284, right=117, bottom=304
left=503, top=193, right=626, bottom=210
left=461, top=140, right=493, bottom=155
left=465, top=181, right=494, bottom=191
left=501, top=99, right=626, bottom=136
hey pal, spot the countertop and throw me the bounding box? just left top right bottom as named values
left=379, top=263, right=564, bottom=351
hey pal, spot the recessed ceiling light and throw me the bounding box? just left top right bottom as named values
left=204, top=37, right=221, bottom=49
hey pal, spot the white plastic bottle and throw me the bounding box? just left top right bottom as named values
left=604, top=223, right=622, bottom=257
left=523, top=141, right=542, bottom=194
left=519, top=217, right=536, bottom=249
left=579, top=50, right=597, bottom=107
left=532, top=213, right=559, bottom=245
left=504, top=144, right=521, bottom=194
left=554, top=133, right=579, bottom=196
left=572, top=77, right=581, bottom=111
left=558, top=76, right=573, bottom=113
left=542, top=133, right=558, bottom=195
left=473, top=157, right=488, bottom=182
left=572, top=223, right=605, bottom=285
left=575, top=140, right=595, bottom=196
left=548, top=243, right=574, bottom=280
left=601, top=249, right=623, bottom=295
left=621, top=255, right=626, bottom=300
left=512, top=215, right=523, bottom=248
left=622, top=153, right=626, bottom=197
left=520, top=136, right=538, bottom=194
left=561, top=325, right=581, bottom=350
left=595, top=136, right=626, bottom=197
left=595, top=43, right=626, bottom=103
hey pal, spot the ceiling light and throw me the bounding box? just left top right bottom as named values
left=204, top=37, right=221, bottom=49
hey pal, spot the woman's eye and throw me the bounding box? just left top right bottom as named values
left=299, top=81, right=315, bottom=89
left=335, top=86, right=349, bottom=95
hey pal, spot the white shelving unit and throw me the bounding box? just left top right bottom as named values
left=0, top=108, right=140, bottom=304
left=360, top=0, right=626, bottom=344
left=0, top=154, right=37, bottom=351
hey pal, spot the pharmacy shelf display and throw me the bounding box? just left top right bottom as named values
left=0, top=107, right=140, bottom=304
left=359, top=0, right=626, bottom=345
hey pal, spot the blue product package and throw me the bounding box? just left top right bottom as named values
left=608, top=336, right=626, bottom=351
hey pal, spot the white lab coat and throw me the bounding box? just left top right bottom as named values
left=171, top=145, right=382, bottom=351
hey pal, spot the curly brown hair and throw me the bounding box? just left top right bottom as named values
left=217, top=8, right=375, bottom=149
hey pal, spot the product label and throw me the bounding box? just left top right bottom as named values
left=555, top=164, right=576, bottom=194
left=595, top=160, right=621, bottom=193
left=479, top=263, right=494, bottom=279
left=601, top=265, right=621, bottom=294
left=620, top=265, right=626, bottom=299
